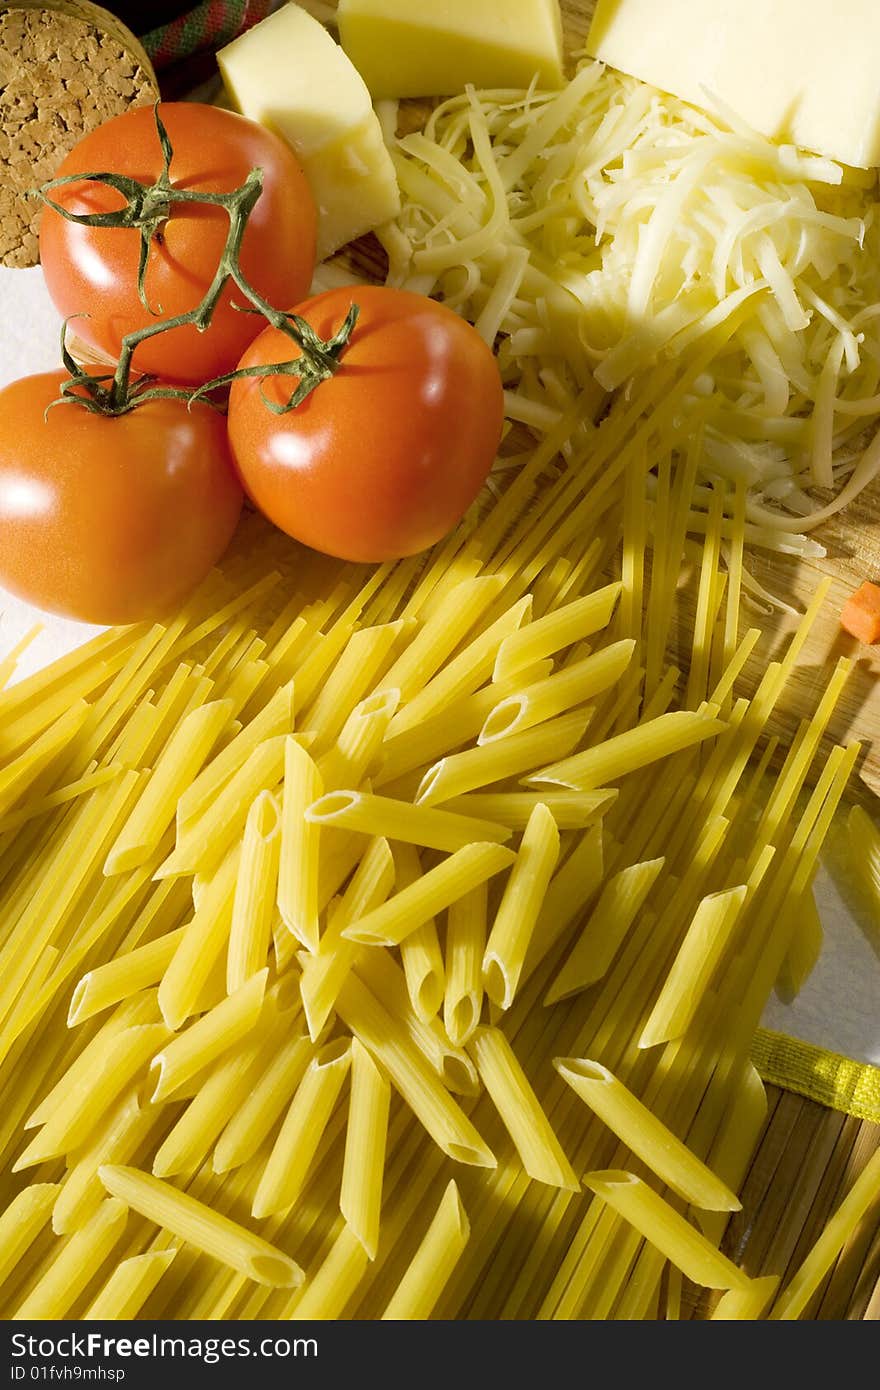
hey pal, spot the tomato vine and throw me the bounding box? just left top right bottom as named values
left=37, top=103, right=357, bottom=416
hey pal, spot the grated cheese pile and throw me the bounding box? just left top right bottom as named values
left=379, top=60, right=880, bottom=563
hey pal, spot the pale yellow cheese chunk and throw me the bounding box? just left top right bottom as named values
left=217, top=2, right=401, bottom=261
left=337, top=0, right=565, bottom=99
left=587, top=0, right=880, bottom=169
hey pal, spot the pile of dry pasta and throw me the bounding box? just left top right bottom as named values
left=0, top=379, right=878, bottom=1321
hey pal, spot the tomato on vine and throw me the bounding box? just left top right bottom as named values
left=226, top=286, right=505, bottom=563
left=38, top=103, right=318, bottom=386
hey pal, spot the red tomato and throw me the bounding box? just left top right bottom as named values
left=0, top=372, right=243, bottom=625
left=226, top=286, right=504, bottom=563
left=38, top=103, right=317, bottom=386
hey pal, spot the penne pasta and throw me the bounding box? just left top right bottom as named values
left=483, top=803, right=559, bottom=1010
left=444, top=881, right=488, bottom=1047
left=150, top=969, right=268, bottom=1103
left=83, top=1250, right=178, bottom=1320
left=68, top=929, right=187, bottom=1027
left=213, top=1031, right=313, bottom=1175
left=227, top=790, right=282, bottom=992
left=493, top=583, right=622, bottom=682
left=14, top=1023, right=170, bottom=1170
left=151, top=1027, right=272, bottom=1179
left=340, top=1039, right=391, bottom=1261
left=277, top=738, right=324, bottom=952
left=373, top=661, right=554, bottom=790
left=299, top=838, right=395, bottom=1042
left=394, top=842, right=445, bottom=1024
left=335, top=974, right=495, bottom=1168
left=301, top=620, right=407, bottom=753
left=377, top=575, right=506, bottom=703
left=639, top=885, right=748, bottom=1048
left=0, top=1185, right=58, bottom=1289
left=316, top=688, right=400, bottom=792
left=24, top=992, right=161, bottom=1131
left=12, top=1198, right=129, bottom=1320
left=287, top=1225, right=370, bottom=1320
left=400, top=918, right=445, bottom=1025
left=545, top=856, right=664, bottom=1003
left=305, top=788, right=512, bottom=853
left=776, top=886, right=824, bottom=1002
left=528, top=709, right=727, bottom=791
left=520, top=822, right=605, bottom=989
left=711, top=1274, right=780, bottom=1320
left=770, top=1147, right=880, bottom=1320
left=439, top=788, right=617, bottom=832
left=176, top=682, right=294, bottom=831
left=156, top=734, right=286, bottom=880
left=479, top=639, right=634, bottom=743
left=583, top=1172, right=751, bottom=1291
left=471, top=1028, right=579, bottom=1191
left=158, top=845, right=241, bottom=1030
left=104, top=699, right=233, bottom=875
left=98, top=1165, right=302, bottom=1286
left=356, top=948, right=478, bottom=1096
left=385, top=596, right=533, bottom=737
left=52, top=1087, right=163, bottom=1236
left=381, top=1180, right=470, bottom=1320
left=342, top=842, right=515, bottom=949
left=417, top=709, right=592, bottom=806
left=252, top=1038, right=352, bottom=1219
left=555, top=1058, right=742, bottom=1212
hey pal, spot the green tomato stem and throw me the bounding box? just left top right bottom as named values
left=37, top=103, right=356, bottom=417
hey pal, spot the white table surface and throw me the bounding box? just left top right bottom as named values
left=1, top=262, right=878, bottom=1070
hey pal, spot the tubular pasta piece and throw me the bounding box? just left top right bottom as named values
left=381, top=1181, right=470, bottom=1320
left=83, top=1250, right=177, bottom=1321
left=584, top=1171, right=750, bottom=1291
left=227, top=790, right=282, bottom=992
left=340, top=1039, right=391, bottom=1261
left=471, top=1027, right=579, bottom=1190
left=342, top=842, right=515, bottom=948
left=555, top=1058, right=741, bottom=1212
left=98, top=1165, right=302, bottom=1287
left=483, top=803, right=560, bottom=1010
left=545, top=856, right=664, bottom=1002
left=335, top=974, right=495, bottom=1168
left=480, top=639, right=635, bottom=743
left=278, top=738, right=323, bottom=952
left=528, top=710, right=726, bottom=791
left=252, top=1039, right=352, bottom=1219
left=13, top=1198, right=128, bottom=1320
left=305, top=788, right=512, bottom=853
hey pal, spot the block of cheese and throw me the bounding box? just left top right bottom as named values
left=587, top=0, right=880, bottom=169
left=337, top=0, right=565, bottom=100
left=217, top=3, right=400, bottom=262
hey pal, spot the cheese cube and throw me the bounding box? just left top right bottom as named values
left=217, top=3, right=400, bottom=261
left=587, top=0, right=880, bottom=169
left=337, top=0, right=565, bottom=99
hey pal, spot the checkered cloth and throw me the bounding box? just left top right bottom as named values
left=140, top=0, right=272, bottom=70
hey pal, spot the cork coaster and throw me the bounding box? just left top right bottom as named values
left=0, top=2, right=159, bottom=269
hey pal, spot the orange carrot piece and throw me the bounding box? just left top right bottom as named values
left=840, top=581, right=880, bottom=644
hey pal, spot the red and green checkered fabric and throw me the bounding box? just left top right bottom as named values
left=141, top=0, right=273, bottom=69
